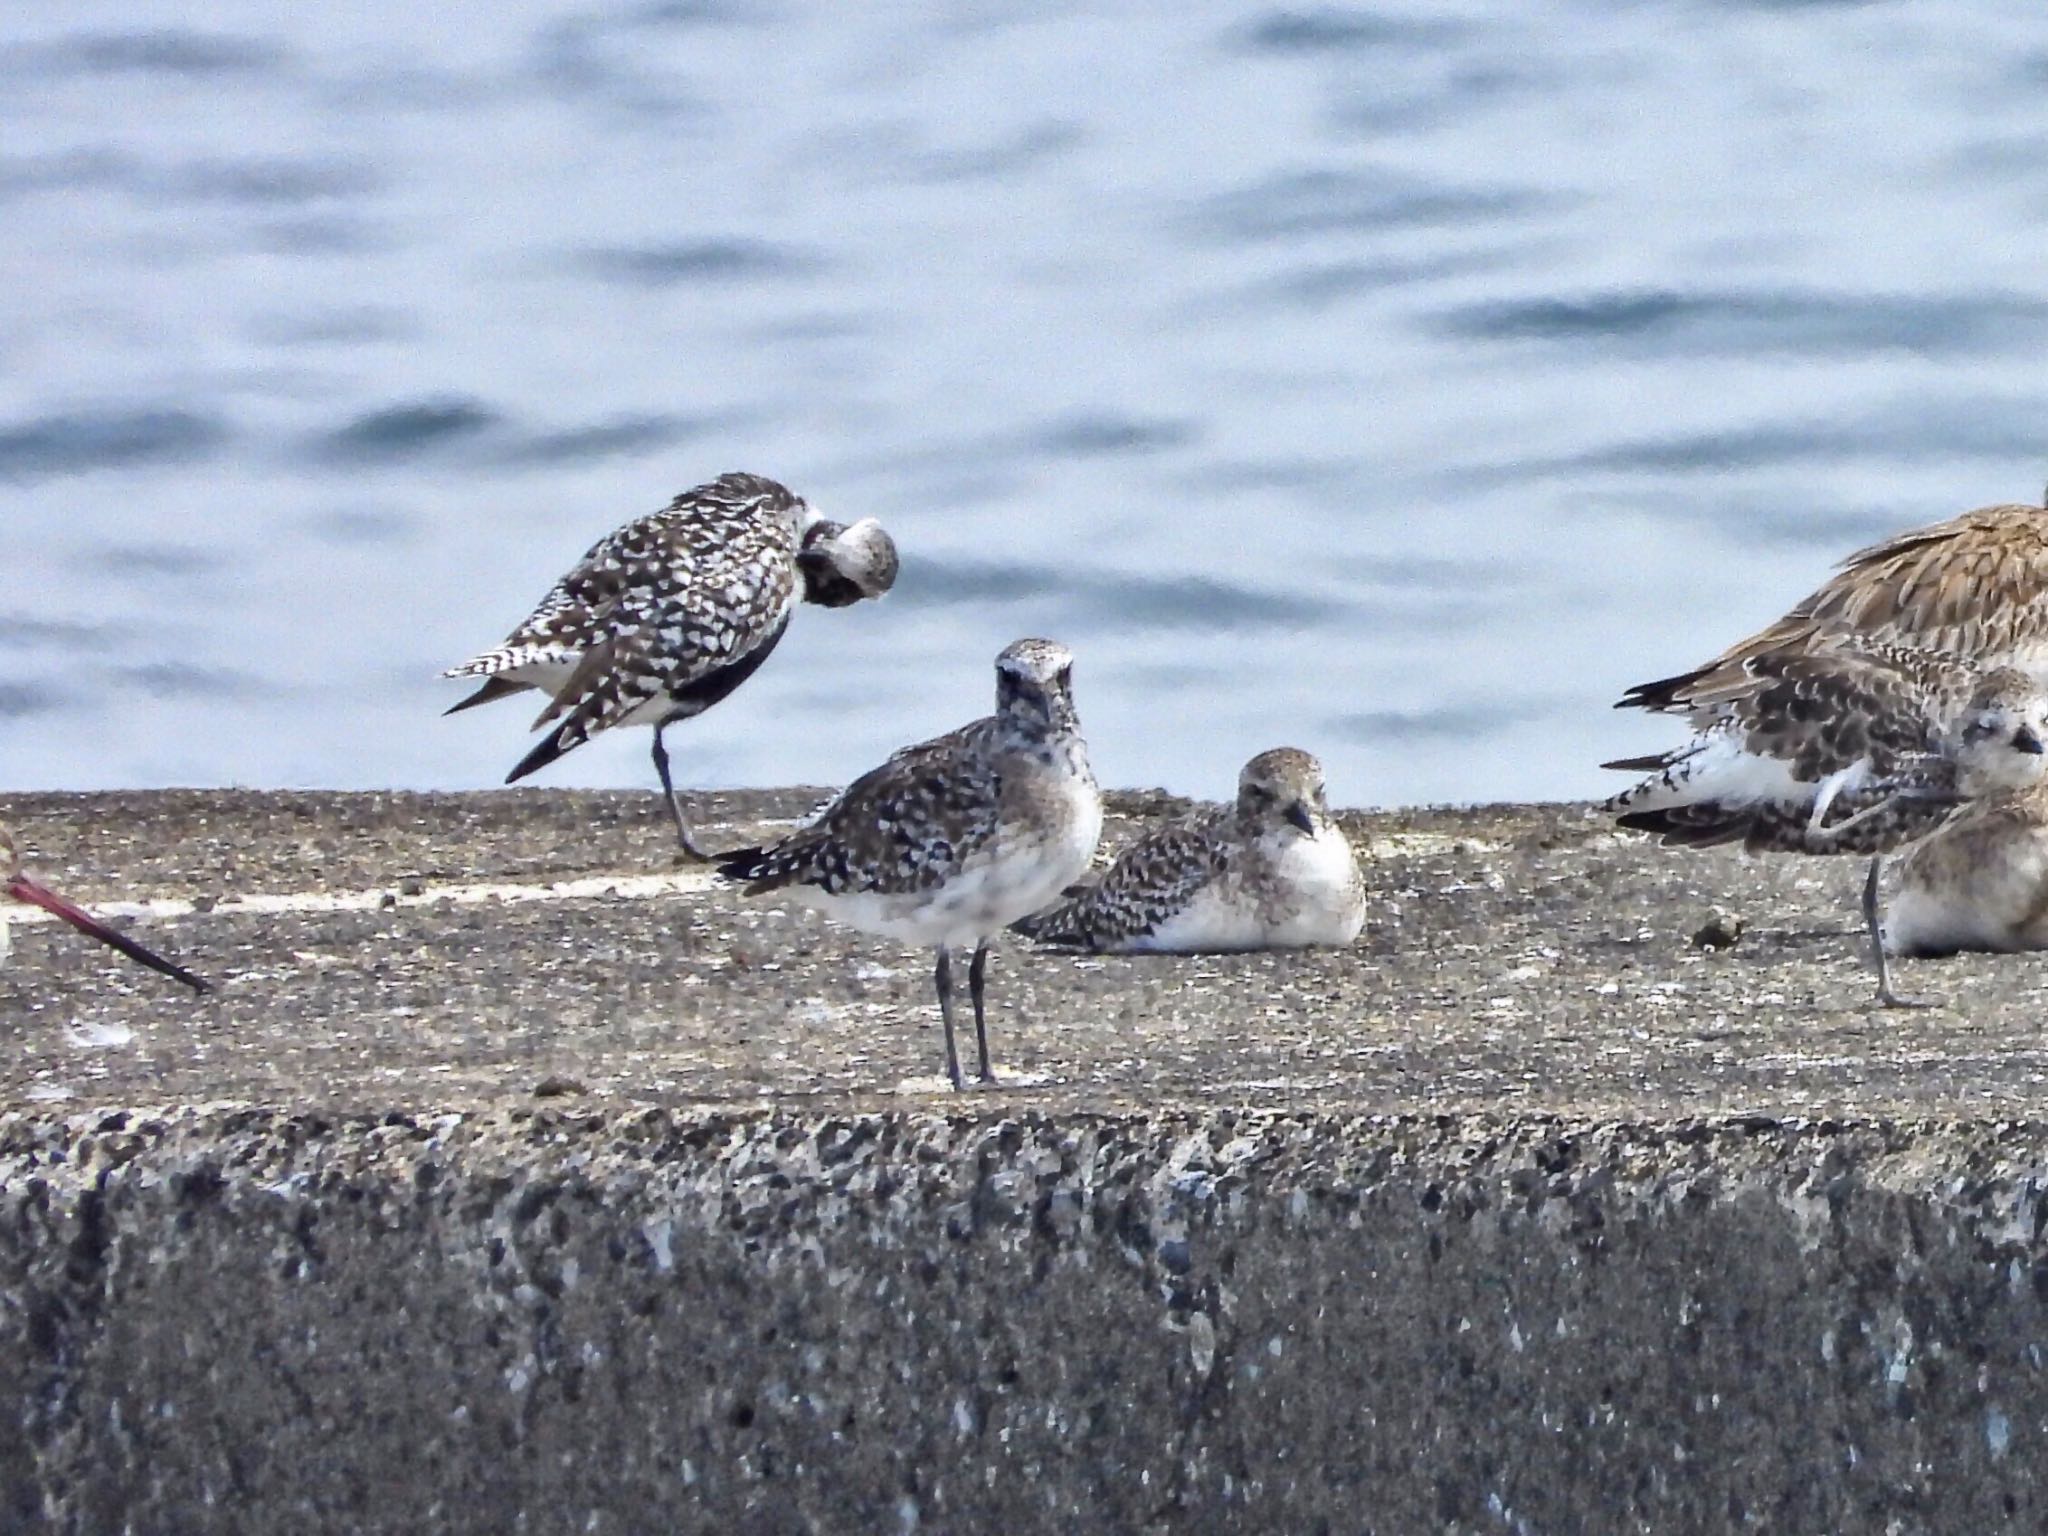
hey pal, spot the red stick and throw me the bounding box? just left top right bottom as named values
left=6, top=875, right=209, bottom=993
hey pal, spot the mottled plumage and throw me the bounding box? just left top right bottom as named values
left=717, top=639, right=1102, bottom=1089
left=445, top=472, right=898, bottom=856
left=1620, top=501, right=2048, bottom=718
left=0, top=822, right=207, bottom=992
left=1606, top=640, right=2048, bottom=1003
left=1016, top=748, right=1364, bottom=953
left=1888, top=777, right=2048, bottom=957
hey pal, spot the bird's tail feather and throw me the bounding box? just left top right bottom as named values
left=443, top=676, right=532, bottom=716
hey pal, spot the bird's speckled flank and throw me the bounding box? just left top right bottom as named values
left=717, top=638, right=1101, bottom=1088
left=1015, top=747, right=1364, bottom=953
left=443, top=471, right=897, bottom=856
left=1606, top=641, right=2048, bottom=854
left=1606, top=635, right=2048, bottom=1005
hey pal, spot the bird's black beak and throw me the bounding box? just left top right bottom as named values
left=1285, top=800, right=1316, bottom=834
left=2017, top=726, right=2045, bottom=755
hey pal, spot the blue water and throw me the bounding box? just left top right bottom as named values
left=6, top=0, right=2048, bottom=807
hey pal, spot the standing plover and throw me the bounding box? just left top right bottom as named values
left=1620, top=498, right=2048, bottom=718
left=1, top=823, right=207, bottom=991
left=716, top=638, right=1102, bottom=1089
left=1605, top=640, right=2048, bottom=1004
left=1014, top=747, right=1365, bottom=953
left=444, top=472, right=899, bottom=858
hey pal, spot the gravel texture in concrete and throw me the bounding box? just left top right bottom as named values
left=4, top=787, right=2048, bottom=1115
left=5, top=1105, right=2048, bottom=1533
left=5, top=790, right=2048, bottom=1533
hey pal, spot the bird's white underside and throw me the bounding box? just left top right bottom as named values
left=1129, top=827, right=1366, bottom=953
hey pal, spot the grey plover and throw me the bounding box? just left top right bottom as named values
left=1, top=822, right=207, bottom=991
left=1885, top=776, right=2048, bottom=957
left=716, top=638, right=1102, bottom=1089
left=1619, top=498, right=2048, bottom=718
left=1605, top=640, right=2048, bottom=1004
left=444, top=472, right=899, bottom=858
left=1014, top=747, right=1365, bottom=953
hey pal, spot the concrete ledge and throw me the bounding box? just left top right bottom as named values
left=5, top=1107, right=2048, bottom=1532
left=6, top=791, right=2048, bottom=1531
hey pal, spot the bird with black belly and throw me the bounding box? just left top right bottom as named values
left=444, top=472, right=898, bottom=858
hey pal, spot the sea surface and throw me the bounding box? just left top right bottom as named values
left=6, top=0, right=2048, bottom=808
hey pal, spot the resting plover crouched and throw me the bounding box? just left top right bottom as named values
left=444, top=472, right=899, bottom=858
left=1619, top=498, right=2048, bottom=719
left=0, top=823, right=207, bottom=992
left=716, top=638, right=1102, bottom=1089
left=1604, top=639, right=2048, bottom=1004
left=1014, top=748, right=1364, bottom=953
left=1886, top=778, right=2048, bottom=957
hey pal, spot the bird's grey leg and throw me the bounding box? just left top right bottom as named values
left=1864, top=854, right=1932, bottom=1010
left=969, top=940, right=994, bottom=1084
left=650, top=723, right=710, bottom=860
left=934, top=945, right=963, bottom=1090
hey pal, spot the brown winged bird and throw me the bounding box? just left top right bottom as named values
left=1605, top=499, right=2048, bottom=1011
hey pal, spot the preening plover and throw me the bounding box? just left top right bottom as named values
left=1605, top=639, right=2048, bottom=1005
left=716, top=638, right=1102, bottom=1089
left=1619, top=498, right=2048, bottom=719
left=444, top=472, right=898, bottom=858
left=1015, top=747, right=1364, bottom=953
left=0, top=823, right=207, bottom=992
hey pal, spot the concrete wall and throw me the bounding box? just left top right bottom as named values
left=4, top=1107, right=2047, bottom=1533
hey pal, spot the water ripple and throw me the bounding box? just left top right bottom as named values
left=1435, top=288, right=2048, bottom=357
left=1196, top=167, right=1554, bottom=242
left=1251, top=247, right=1530, bottom=308
left=312, top=398, right=500, bottom=464
left=112, top=664, right=264, bottom=699
left=0, top=30, right=288, bottom=78
left=1473, top=396, right=2048, bottom=481
left=0, top=616, right=120, bottom=648
left=575, top=240, right=822, bottom=286
left=0, top=149, right=136, bottom=200
left=1229, top=8, right=1468, bottom=54
left=247, top=308, right=413, bottom=346
left=493, top=415, right=706, bottom=465
left=0, top=683, right=62, bottom=720
left=0, top=410, right=227, bottom=482
left=171, top=157, right=383, bottom=206
left=910, top=122, right=1085, bottom=182
left=81, top=544, right=222, bottom=579
left=301, top=508, right=419, bottom=545
left=906, top=559, right=1346, bottom=630
left=1024, top=412, right=1199, bottom=458
left=1328, top=702, right=1541, bottom=743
